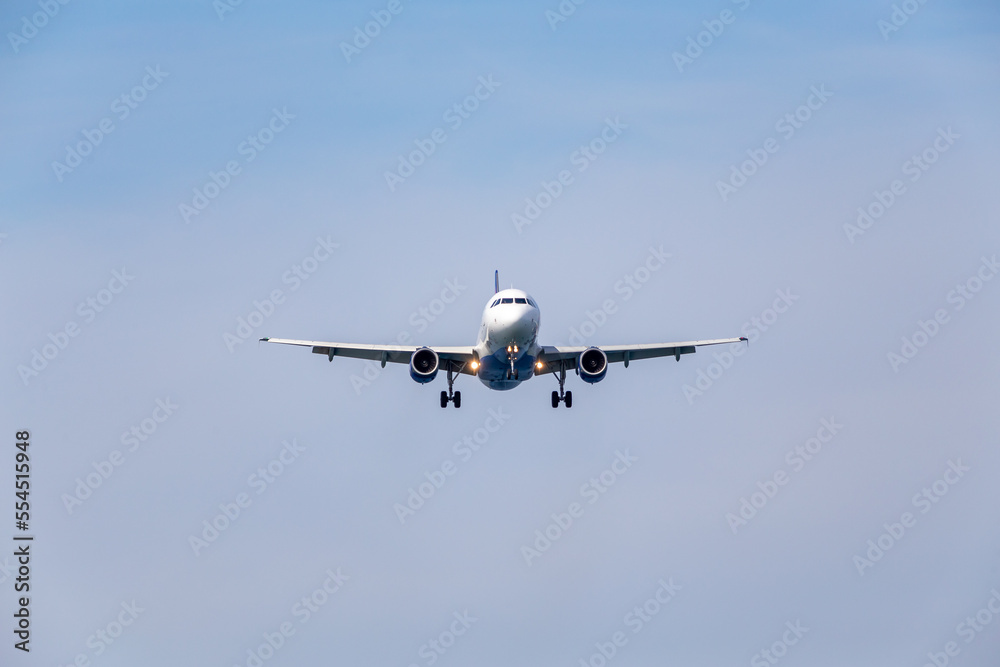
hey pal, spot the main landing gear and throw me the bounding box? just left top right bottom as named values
left=550, top=363, right=572, bottom=408
left=440, top=362, right=462, bottom=408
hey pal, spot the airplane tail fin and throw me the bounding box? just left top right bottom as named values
left=494, top=270, right=499, bottom=294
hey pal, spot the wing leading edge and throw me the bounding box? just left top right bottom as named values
left=535, top=337, right=745, bottom=375
left=259, top=338, right=478, bottom=373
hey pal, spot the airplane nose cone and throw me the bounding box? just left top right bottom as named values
left=500, top=311, right=537, bottom=356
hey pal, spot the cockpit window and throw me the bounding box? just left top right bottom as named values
left=491, top=299, right=500, bottom=307
left=501, top=298, right=513, bottom=304
left=514, top=298, right=527, bottom=304
left=527, top=298, right=536, bottom=307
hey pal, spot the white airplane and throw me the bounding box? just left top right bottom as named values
left=260, top=271, right=745, bottom=408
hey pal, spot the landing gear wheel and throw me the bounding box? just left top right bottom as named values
left=551, top=391, right=559, bottom=408
left=564, top=390, right=572, bottom=408
left=514, top=369, right=519, bottom=380
left=440, top=391, right=448, bottom=408
left=453, top=391, right=461, bottom=408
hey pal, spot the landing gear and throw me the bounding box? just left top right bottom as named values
left=505, top=345, right=520, bottom=381
left=550, top=363, right=572, bottom=408
left=440, top=362, right=462, bottom=408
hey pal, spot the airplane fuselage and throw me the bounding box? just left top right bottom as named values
left=474, top=288, right=540, bottom=390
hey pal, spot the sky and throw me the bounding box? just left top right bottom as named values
left=2, top=0, right=1000, bottom=665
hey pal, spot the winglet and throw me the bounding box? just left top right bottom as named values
left=494, top=270, right=499, bottom=294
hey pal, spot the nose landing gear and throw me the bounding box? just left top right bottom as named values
left=505, top=345, right=519, bottom=380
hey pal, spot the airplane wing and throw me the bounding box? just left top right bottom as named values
left=534, top=337, right=745, bottom=375
left=259, top=338, right=479, bottom=374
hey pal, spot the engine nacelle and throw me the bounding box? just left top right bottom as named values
left=409, top=347, right=439, bottom=384
left=577, top=347, right=608, bottom=384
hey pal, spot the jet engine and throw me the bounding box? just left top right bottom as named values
left=409, top=347, right=439, bottom=383
left=577, top=347, right=608, bottom=383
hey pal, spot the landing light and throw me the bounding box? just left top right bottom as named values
left=470, top=360, right=479, bottom=371
left=535, top=361, right=543, bottom=370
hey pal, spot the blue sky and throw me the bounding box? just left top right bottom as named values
left=3, top=1, right=1000, bottom=665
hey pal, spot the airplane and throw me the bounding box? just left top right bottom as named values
left=260, top=271, right=746, bottom=408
